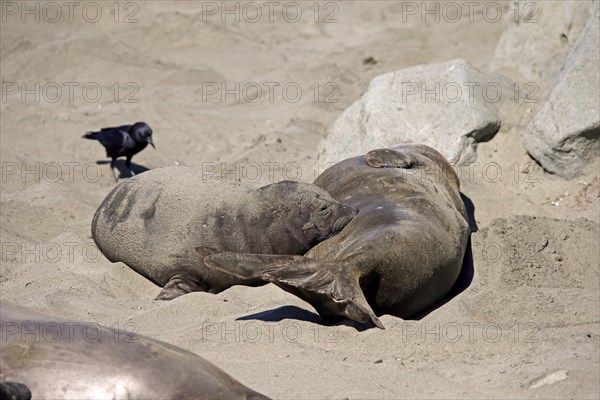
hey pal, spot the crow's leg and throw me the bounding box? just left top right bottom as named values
left=110, top=158, right=119, bottom=181
left=126, top=156, right=135, bottom=177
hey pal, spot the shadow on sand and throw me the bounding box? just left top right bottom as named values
left=237, top=306, right=374, bottom=331
left=96, top=159, right=150, bottom=179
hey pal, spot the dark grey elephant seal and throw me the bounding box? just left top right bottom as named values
left=204, top=145, right=470, bottom=329
left=0, top=303, right=269, bottom=399
left=92, top=166, right=357, bottom=300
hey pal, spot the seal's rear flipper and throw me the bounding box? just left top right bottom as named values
left=0, top=381, right=32, bottom=400
left=204, top=253, right=384, bottom=329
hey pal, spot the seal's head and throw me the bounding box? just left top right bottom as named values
left=258, top=181, right=358, bottom=246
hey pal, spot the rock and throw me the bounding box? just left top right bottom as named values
left=318, top=59, right=507, bottom=166
left=522, top=4, right=600, bottom=179
left=489, top=1, right=591, bottom=80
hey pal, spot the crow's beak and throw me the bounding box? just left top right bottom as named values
left=147, top=137, right=156, bottom=149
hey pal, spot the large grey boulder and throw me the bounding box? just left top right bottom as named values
left=523, top=5, right=600, bottom=179
left=318, top=59, right=507, bottom=166
left=489, top=1, right=591, bottom=80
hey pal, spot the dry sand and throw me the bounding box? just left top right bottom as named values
left=1, top=1, right=598, bottom=399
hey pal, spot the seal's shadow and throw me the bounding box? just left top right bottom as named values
left=236, top=193, right=478, bottom=328
left=237, top=306, right=374, bottom=332
left=460, top=192, right=478, bottom=234
left=97, top=160, right=150, bottom=179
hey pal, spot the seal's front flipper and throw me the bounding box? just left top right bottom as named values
left=0, top=381, right=32, bottom=400
left=204, top=253, right=384, bottom=329
left=365, top=148, right=421, bottom=169
left=155, top=273, right=209, bottom=300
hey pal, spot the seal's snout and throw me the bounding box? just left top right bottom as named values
left=331, top=204, right=358, bottom=234
left=343, top=204, right=359, bottom=219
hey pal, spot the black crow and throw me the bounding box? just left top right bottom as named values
left=83, top=122, right=155, bottom=181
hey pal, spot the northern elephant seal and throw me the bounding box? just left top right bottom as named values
left=0, top=303, right=269, bottom=399
left=204, top=145, right=470, bottom=328
left=92, top=166, right=357, bottom=300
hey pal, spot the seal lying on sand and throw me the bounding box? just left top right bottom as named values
left=92, top=166, right=357, bottom=300
left=203, top=145, right=470, bottom=328
left=0, top=303, right=269, bottom=400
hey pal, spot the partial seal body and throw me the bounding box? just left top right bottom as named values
left=92, top=166, right=357, bottom=300
left=205, top=145, right=470, bottom=328
left=0, top=303, right=270, bottom=400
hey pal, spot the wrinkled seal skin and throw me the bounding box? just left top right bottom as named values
left=92, top=166, right=357, bottom=300
left=0, top=303, right=270, bottom=400
left=204, top=145, right=470, bottom=329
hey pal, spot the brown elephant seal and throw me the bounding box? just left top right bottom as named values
left=92, top=166, right=357, bottom=300
left=203, top=145, right=470, bottom=329
left=0, top=303, right=269, bottom=400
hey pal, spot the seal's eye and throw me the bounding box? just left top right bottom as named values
left=319, top=205, right=329, bottom=212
